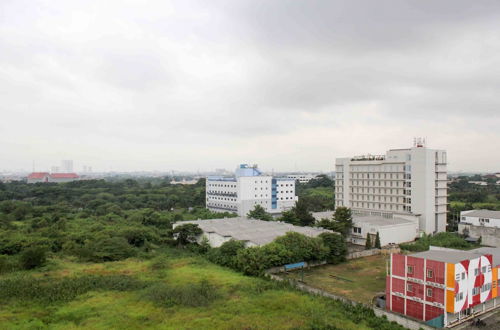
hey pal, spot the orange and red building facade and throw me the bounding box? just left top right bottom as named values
left=386, top=248, right=500, bottom=327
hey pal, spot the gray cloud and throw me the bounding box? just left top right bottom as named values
left=0, top=0, right=499, bottom=172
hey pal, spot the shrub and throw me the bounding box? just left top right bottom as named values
left=207, top=240, right=245, bottom=268
left=0, top=274, right=146, bottom=304
left=19, top=247, right=47, bottom=270
left=318, top=232, right=347, bottom=264
left=0, top=254, right=18, bottom=274
left=143, top=279, right=219, bottom=307
left=85, top=237, right=136, bottom=262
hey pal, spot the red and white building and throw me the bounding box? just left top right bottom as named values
left=27, top=172, right=80, bottom=184
left=386, top=246, right=500, bottom=327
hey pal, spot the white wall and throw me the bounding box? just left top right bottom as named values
left=460, top=214, right=500, bottom=228
left=350, top=221, right=418, bottom=246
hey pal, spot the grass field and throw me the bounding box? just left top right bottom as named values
left=282, top=254, right=388, bottom=305
left=0, top=250, right=402, bottom=330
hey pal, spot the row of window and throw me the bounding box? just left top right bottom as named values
left=349, top=180, right=404, bottom=187
left=208, top=183, right=236, bottom=188
left=407, top=266, right=435, bottom=278
left=207, top=197, right=237, bottom=202
left=349, top=165, right=405, bottom=172
left=350, top=173, right=405, bottom=179
left=472, top=283, right=492, bottom=295
left=351, top=195, right=403, bottom=202
left=406, top=284, right=434, bottom=298
left=351, top=202, right=404, bottom=211
left=350, top=188, right=404, bottom=195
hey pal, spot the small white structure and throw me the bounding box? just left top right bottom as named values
left=286, top=174, right=318, bottom=183
left=206, top=164, right=298, bottom=216
left=173, top=217, right=334, bottom=247
left=350, top=216, right=419, bottom=247
left=460, top=210, right=500, bottom=228
left=312, top=211, right=419, bottom=247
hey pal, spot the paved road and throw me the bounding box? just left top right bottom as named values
left=453, top=309, right=500, bottom=329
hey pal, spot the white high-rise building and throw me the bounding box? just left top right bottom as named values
left=335, top=139, right=447, bottom=234
left=61, top=160, right=74, bottom=173
left=206, top=164, right=298, bottom=216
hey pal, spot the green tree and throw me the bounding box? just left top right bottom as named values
left=279, top=210, right=300, bottom=225
left=319, top=232, right=347, bottom=264
left=333, top=207, right=353, bottom=236
left=247, top=205, right=273, bottom=221
left=375, top=232, right=381, bottom=249
left=365, top=234, right=372, bottom=250
left=173, top=224, right=202, bottom=246
left=293, top=199, right=316, bottom=227
left=19, top=247, right=47, bottom=270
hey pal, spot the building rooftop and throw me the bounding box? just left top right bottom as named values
left=50, top=173, right=79, bottom=179
left=27, top=172, right=49, bottom=179
left=176, top=217, right=334, bottom=246
left=311, top=212, right=415, bottom=227
left=462, top=209, right=500, bottom=219
left=411, top=247, right=500, bottom=266
left=353, top=215, right=415, bottom=227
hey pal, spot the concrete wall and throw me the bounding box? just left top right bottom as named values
left=373, top=308, right=434, bottom=330
left=460, top=213, right=500, bottom=228
left=458, top=224, right=500, bottom=247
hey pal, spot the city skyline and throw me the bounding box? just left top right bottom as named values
left=1, top=1, right=500, bottom=173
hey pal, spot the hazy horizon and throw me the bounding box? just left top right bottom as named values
left=2, top=1, right=500, bottom=173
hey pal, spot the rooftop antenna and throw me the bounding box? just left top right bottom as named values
left=414, top=137, right=426, bottom=148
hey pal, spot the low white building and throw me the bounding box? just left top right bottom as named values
left=286, top=174, right=318, bottom=184
left=312, top=211, right=419, bottom=247
left=460, top=210, right=500, bottom=228
left=206, top=164, right=298, bottom=216
left=173, top=217, right=334, bottom=247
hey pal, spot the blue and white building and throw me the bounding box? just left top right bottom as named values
left=206, top=164, right=298, bottom=216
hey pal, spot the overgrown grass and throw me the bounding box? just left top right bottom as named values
left=143, top=279, right=219, bottom=307
left=0, top=252, right=405, bottom=329
left=282, top=254, right=387, bottom=305
left=0, top=274, right=146, bottom=304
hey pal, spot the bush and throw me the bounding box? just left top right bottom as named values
left=0, top=274, right=146, bottom=304
left=143, top=279, right=219, bottom=307
left=0, top=255, right=18, bottom=274
left=19, top=247, right=47, bottom=270
left=319, top=232, right=347, bottom=264
left=84, top=237, right=136, bottom=262
left=207, top=240, right=246, bottom=268
left=400, top=232, right=472, bottom=252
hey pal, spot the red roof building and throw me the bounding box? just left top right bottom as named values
left=27, top=172, right=80, bottom=183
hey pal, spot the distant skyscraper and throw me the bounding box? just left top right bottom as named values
left=61, top=160, right=73, bottom=173
left=50, top=166, right=60, bottom=174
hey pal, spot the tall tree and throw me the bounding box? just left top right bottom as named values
left=375, top=232, right=381, bottom=249
left=293, top=199, right=316, bottom=227
left=173, top=224, right=202, bottom=246
left=247, top=205, right=273, bottom=221
left=333, top=207, right=353, bottom=236
left=365, top=234, right=372, bottom=250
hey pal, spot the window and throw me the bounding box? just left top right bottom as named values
left=407, top=283, right=413, bottom=292
left=455, top=292, right=463, bottom=301
left=426, top=288, right=433, bottom=297
left=474, top=268, right=479, bottom=276
left=472, top=287, right=480, bottom=295
left=462, top=272, right=466, bottom=280
left=427, top=269, right=433, bottom=278
left=482, top=266, right=487, bottom=274
left=407, top=265, right=414, bottom=275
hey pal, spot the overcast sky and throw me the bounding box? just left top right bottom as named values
left=1, top=0, right=499, bottom=173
